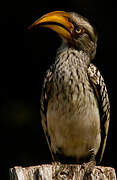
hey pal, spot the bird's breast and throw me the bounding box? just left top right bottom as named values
left=47, top=68, right=101, bottom=160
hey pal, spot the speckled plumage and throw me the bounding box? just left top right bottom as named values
left=41, top=45, right=110, bottom=164
left=37, top=11, right=110, bottom=167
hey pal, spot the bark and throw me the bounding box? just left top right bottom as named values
left=9, top=163, right=116, bottom=180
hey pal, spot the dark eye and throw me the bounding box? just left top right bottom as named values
left=75, top=27, right=82, bottom=34
left=75, top=27, right=85, bottom=34
left=72, top=27, right=85, bottom=39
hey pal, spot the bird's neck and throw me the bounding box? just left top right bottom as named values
left=56, top=42, right=91, bottom=68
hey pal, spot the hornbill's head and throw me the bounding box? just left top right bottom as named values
left=29, top=11, right=98, bottom=59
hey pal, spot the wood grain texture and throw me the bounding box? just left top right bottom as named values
left=9, top=163, right=116, bottom=180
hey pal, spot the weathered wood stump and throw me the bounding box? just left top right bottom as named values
left=9, top=163, right=116, bottom=180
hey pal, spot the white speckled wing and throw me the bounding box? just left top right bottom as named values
left=88, top=63, right=110, bottom=163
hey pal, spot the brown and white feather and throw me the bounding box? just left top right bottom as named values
left=88, top=63, right=110, bottom=163
left=40, top=46, right=110, bottom=163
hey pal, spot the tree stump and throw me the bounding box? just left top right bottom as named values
left=9, top=163, right=116, bottom=180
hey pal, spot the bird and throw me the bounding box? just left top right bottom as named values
left=29, top=11, right=110, bottom=175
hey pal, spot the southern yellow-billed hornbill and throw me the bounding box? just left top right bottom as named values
left=29, top=11, right=110, bottom=174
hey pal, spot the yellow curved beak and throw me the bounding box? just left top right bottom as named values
left=28, top=11, right=74, bottom=40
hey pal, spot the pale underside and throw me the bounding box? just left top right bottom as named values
left=41, top=48, right=110, bottom=163
left=47, top=81, right=101, bottom=160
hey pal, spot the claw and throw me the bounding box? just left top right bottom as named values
left=83, top=160, right=96, bottom=179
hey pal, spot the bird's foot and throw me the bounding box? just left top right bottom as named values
left=52, top=161, right=62, bottom=167
left=82, top=160, right=96, bottom=180
left=52, top=161, right=73, bottom=179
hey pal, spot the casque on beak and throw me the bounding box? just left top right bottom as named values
left=28, top=11, right=74, bottom=40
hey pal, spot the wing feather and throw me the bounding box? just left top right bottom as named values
left=40, top=67, right=54, bottom=160
left=88, top=63, right=110, bottom=163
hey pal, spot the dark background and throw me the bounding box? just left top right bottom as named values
left=0, top=0, right=116, bottom=179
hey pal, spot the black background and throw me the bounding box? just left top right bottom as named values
left=0, top=0, right=116, bottom=179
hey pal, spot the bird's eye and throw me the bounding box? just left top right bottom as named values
left=72, top=27, right=85, bottom=39
left=75, top=28, right=82, bottom=34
